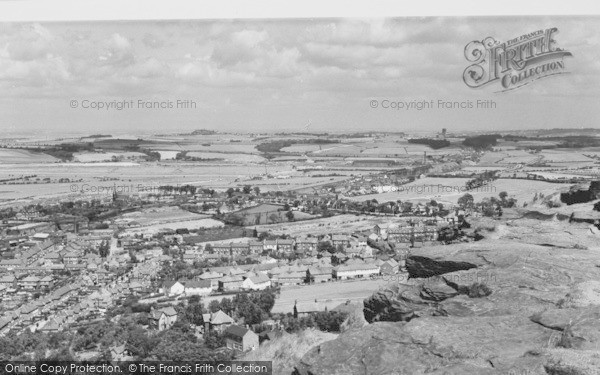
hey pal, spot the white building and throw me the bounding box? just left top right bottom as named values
left=241, top=274, right=271, bottom=290
left=333, top=262, right=380, bottom=280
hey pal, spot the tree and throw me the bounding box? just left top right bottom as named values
left=313, top=311, right=348, bottom=332
left=242, top=185, right=252, bottom=194
left=184, top=300, right=206, bottom=326
left=317, top=241, right=335, bottom=254
left=499, top=191, right=508, bottom=201
left=99, top=240, right=110, bottom=258
left=285, top=211, right=295, bottom=222
left=208, top=300, right=220, bottom=313
left=457, top=193, right=474, bottom=209
left=253, top=186, right=260, bottom=195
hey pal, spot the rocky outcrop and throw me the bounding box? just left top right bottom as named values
left=363, top=284, right=429, bottom=323
left=295, top=216, right=600, bottom=375
left=406, top=255, right=478, bottom=278
left=530, top=307, right=600, bottom=350
left=294, top=318, right=551, bottom=375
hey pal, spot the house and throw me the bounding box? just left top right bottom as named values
left=263, top=240, right=277, bottom=252
left=161, top=280, right=185, bottom=296
left=182, top=279, right=212, bottom=296
left=0, top=275, right=17, bottom=289
left=182, top=251, right=201, bottom=264
left=128, top=281, right=145, bottom=295
left=387, top=225, right=413, bottom=243
left=224, top=325, right=259, bottom=352
left=241, top=274, right=271, bottom=291
left=277, top=239, right=294, bottom=254
left=379, top=259, right=399, bottom=275
left=351, top=234, right=369, bottom=247
left=43, top=252, right=62, bottom=264
left=149, top=307, right=178, bottom=331
left=230, top=243, right=250, bottom=256
left=20, top=276, right=40, bottom=290
left=306, top=266, right=333, bottom=283
left=333, top=262, right=380, bottom=280
left=274, top=270, right=306, bottom=285
left=218, top=275, right=244, bottom=292
left=203, top=254, right=223, bottom=263
left=360, top=246, right=375, bottom=259
left=202, top=310, right=235, bottom=333
left=248, top=241, right=264, bottom=254
left=331, top=234, right=350, bottom=249
left=295, top=237, right=318, bottom=253
left=199, top=271, right=223, bottom=291
left=62, top=251, right=80, bottom=265
left=32, top=232, right=50, bottom=241
left=212, top=244, right=231, bottom=257
left=39, top=319, right=60, bottom=333
left=0, top=258, right=23, bottom=270
left=226, top=267, right=246, bottom=276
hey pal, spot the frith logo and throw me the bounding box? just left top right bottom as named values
left=463, top=28, right=572, bottom=92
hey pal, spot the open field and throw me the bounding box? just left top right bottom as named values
left=250, top=214, right=391, bottom=236
left=117, top=206, right=209, bottom=226
left=230, top=204, right=317, bottom=225
left=281, top=144, right=341, bottom=153
left=271, top=278, right=393, bottom=314
left=0, top=149, right=59, bottom=164
left=0, top=162, right=296, bottom=202
left=346, top=177, right=564, bottom=206
left=539, top=149, right=595, bottom=163
left=122, top=218, right=224, bottom=235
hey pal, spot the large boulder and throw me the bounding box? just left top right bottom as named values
left=406, top=255, right=478, bottom=278
left=363, top=284, right=431, bottom=323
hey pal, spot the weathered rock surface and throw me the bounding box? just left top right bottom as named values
left=363, top=284, right=430, bottom=323
left=295, top=217, right=600, bottom=375
left=406, top=255, right=478, bottom=278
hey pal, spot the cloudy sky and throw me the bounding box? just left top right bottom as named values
left=1, top=16, right=599, bottom=135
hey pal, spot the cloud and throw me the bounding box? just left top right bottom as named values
left=98, top=33, right=135, bottom=67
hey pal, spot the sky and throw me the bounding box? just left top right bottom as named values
left=0, top=16, right=599, bottom=135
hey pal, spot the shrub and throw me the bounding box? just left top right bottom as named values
left=467, top=282, right=492, bottom=298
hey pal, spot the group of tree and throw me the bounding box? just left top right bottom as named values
left=276, top=310, right=348, bottom=333
left=408, top=138, right=450, bottom=149
left=465, top=170, right=498, bottom=191
left=206, top=290, right=276, bottom=326
left=462, top=134, right=501, bottom=149
left=157, top=185, right=197, bottom=195
left=457, top=192, right=516, bottom=217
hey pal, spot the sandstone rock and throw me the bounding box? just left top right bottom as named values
left=561, top=280, right=600, bottom=307
left=420, top=277, right=459, bottom=301
left=542, top=348, right=600, bottom=375
left=363, top=284, right=431, bottom=323
left=406, top=255, right=478, bottom=279
left=296, top=219, right=600, bottom=375
left=530, top=307, right=600, bottom=350
left=294, top=317, right=550, bottom=375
